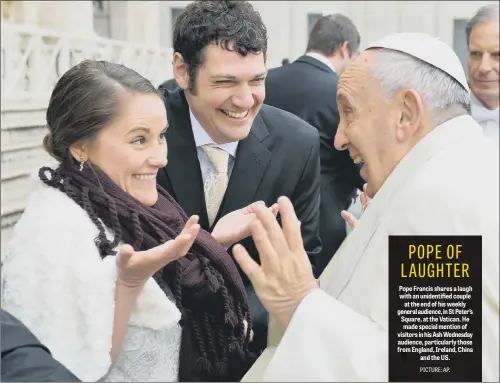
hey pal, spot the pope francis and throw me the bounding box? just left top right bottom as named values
left=233, top=33, right=499, bottom=382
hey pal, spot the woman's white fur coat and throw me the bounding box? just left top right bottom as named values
left=1, top=177, right=183, bottom=382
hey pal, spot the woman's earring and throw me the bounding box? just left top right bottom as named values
left=79, top=154, right=85, bottom=171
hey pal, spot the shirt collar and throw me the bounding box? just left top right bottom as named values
left=189, top=109, right=239, bottom=157
left=306, top=52, right=336, bottom=73
left=470, top=91, right=499, bottom=124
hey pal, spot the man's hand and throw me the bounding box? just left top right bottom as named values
left=233, top=197, right=318, bottom=329
left=212, top=201, right=279, bottom=248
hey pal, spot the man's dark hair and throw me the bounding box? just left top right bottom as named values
left=306, top=14, right=360, bottom=57
left=173, top=0, right=268, bottom=93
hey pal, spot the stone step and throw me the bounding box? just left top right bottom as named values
left=1, top=105, right=47, bottom=130
left=1, top=225, right=15, bottom=256
left=1, top=174, right=36, bottom=216
left=1, top=125, right=49, bottom=153
left=1, top=105, right=53, bottom=235
left=1, top=208, right=24, bottom=229
left=1, top=145, right=54, bottom=179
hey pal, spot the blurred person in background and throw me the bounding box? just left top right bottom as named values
left=466, top=4, right=499, bottom=142
left=1, top=59, right=263, bottom=382
left=264, top=14, right=364, bottom=276
left=159, top=77, right=179, bottom=93
left=157, top=0, right=322, bottom=355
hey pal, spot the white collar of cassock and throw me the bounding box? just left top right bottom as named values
left=470, top=92, right=499, bottom=125
left=189, top=109, right=238, bottom=157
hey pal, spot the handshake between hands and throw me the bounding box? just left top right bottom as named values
left=115, top=197, right=319, bottom=335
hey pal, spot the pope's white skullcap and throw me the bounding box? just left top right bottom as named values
left=366, top=33, right=469, bottom=92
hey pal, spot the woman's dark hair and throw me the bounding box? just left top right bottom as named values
left=173, top=0, right=268, bottom=93
left=43, top=59, right=162, bottom=163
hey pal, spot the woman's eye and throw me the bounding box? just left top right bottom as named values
left=132, top=136, right=146, bottom=145
left=251, top=78, right=266, bottom=85
left=159, top=132, right=167, bottom=141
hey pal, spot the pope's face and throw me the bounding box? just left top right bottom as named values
left=468, top=20, right=500, bottom=110
left=334, top=50, right=426, bottom=198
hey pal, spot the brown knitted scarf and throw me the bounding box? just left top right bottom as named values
left=39, top=160, right=255, bottom=381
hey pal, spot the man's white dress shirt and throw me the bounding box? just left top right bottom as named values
left=305, top=52, right=336, bottom=73
left=470, top=92, right=499, bottom=144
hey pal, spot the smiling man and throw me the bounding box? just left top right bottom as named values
left=466, top=4, right=499, bottom=143
left=157, top=0, right=322, bottom=357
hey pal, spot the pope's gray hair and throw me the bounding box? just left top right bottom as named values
left=368, top=48, right=470, bottom=119
left=466, top=4, right=499, bottom=46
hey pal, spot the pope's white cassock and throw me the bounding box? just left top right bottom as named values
left=243, top=33, right=499, bottom=382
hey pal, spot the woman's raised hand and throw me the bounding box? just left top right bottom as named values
left=116, top=215, right=200, bottom=288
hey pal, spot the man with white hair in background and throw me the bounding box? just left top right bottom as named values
left=236, top=32, right=499, bottom=382
left=467, top=4, right=499, bottom=141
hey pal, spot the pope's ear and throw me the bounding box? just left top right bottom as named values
left=173, top=53, right=189, bottom=91
left=396, top=89, right=424, bottom=142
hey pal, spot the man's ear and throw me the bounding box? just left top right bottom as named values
left=395, top=89, right=424, bottom=142
left=173, top=52, right=189, bottom=90
left=338, top=41, right=350, bottom=60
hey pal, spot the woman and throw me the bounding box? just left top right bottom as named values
left=1, top=60, right=266, bottom=382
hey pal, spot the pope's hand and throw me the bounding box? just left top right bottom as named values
left=212, top=201, right=279, bottom=249
left=341, top=183, right=371, bottom=230
left=117, top=215, right=200, bottom=288
left=232, top=197, right=318, bottom=329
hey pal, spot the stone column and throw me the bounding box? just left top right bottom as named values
left=126, top=1, right=161, bottom=45
left=37, top=1, right=94, bottom=35
left=13, top=1, right=94, bottom=35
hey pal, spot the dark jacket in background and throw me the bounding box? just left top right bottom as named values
left=1, top=309, right=80, bottom=382
left=265, top=55, right=365, bottom=276
left=158, top=78, right=179, bottom=93
left=157, top=88, right=322, bottom=354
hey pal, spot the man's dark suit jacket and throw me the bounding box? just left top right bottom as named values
left=158, top=78, right=179, bottom=93
left=1, top=309, right=80, bottom=382
left=264, top=55, right=365, bottom=276
left=157, top=88, right=322, bottom=353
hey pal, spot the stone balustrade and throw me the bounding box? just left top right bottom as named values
left=2, top=22, right=173, bottom=108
